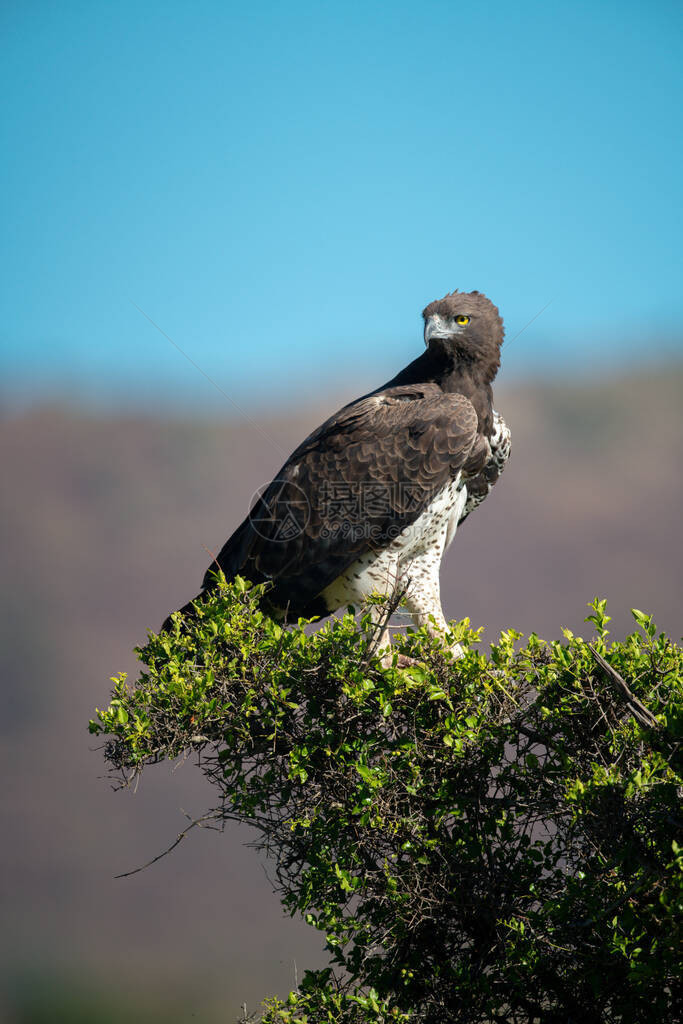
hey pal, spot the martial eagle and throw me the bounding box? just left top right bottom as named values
left=164, top=290, right=511, bottom=658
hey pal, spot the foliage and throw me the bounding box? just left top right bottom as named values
left=91, top=580, right=682, bottom=1023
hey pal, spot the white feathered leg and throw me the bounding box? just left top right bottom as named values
left=400, top=558, right=465, bottom=660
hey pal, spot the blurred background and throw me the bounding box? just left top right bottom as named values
left=1, top=1, right=681, bottom=1021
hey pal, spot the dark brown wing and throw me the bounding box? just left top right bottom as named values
left=458, top=409, right=511, bottom=525
left=205, top=384, right=479, bottom=616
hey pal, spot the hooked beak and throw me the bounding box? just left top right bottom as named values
left=424, top=315, right=451, bottom=344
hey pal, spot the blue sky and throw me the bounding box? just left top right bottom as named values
left=1, top=0, right=682, bottom=411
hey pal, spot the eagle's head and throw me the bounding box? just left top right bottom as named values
left=422, top=290, right=504, bottom=381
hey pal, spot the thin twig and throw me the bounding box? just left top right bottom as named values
left=588, top=645, right=659, bottom=730
left=115, top=811, right=218, bottom=879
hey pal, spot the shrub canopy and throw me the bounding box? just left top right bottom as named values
left=91, top=580, right=682, bottom=1023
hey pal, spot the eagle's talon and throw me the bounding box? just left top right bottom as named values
left=395, top=652, right=419, bottom=668
left=376, top=648, right=418, bottom=670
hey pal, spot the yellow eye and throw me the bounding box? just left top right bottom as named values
left=455, top=315, right=470, bottom=326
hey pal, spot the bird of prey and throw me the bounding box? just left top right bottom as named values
left=163, top=290, right=511, bottom=658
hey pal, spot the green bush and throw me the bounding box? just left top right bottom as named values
left=91, top=580, right=682, bottom=1023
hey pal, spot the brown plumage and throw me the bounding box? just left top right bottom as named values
left=163, top=289, right=511, bottom=647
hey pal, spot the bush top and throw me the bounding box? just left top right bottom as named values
left=91, top=582, right=682, bottom=1024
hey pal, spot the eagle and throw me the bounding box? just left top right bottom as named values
left=163, top=290, right=511, bottom=660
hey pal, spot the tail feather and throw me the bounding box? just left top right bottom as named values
left=201, top=517, right=253, bottom=591
left=160, top=517, right=256, bottom=634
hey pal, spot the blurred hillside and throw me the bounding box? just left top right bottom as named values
left=1, top=367, right=681, bottom=1022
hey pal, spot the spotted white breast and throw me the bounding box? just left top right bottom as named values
left=321, top=475, right=468, bottom=613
